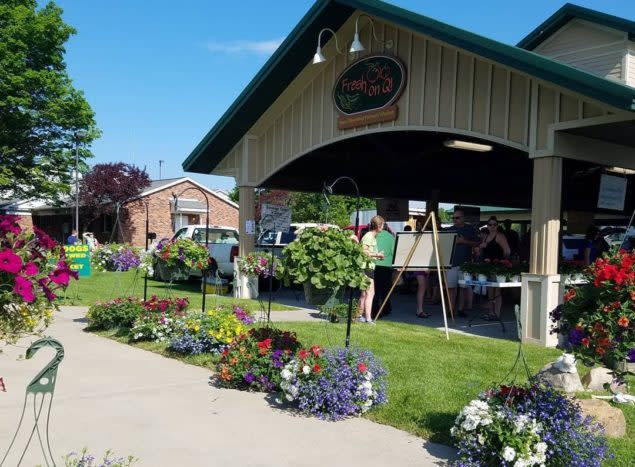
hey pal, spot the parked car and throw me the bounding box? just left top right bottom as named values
left=169, top=224, right=239, bottom=278
left=255, top=223, right=339, bottom=256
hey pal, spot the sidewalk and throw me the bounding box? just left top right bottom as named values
left=0, top=307, right=455, bottom=467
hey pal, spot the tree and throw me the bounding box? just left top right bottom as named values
left=79, top=162, right=150, bottom=229
left=228, top=186, right=239, bottom=203
left=0, top=0, right=99, bottom=201
left=290, top=192, right=375, bottom=227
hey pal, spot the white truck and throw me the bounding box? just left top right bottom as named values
left=168, top=224, right=240, bottom=279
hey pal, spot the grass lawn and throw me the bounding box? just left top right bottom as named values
left=59, top=270, right=297, bottom=311
left=92, top=320, right=634, bottom=465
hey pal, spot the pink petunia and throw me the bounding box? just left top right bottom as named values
left=24, top=262, right=38, bottom=276
left=0, top=249, right=23, bottom=274
left=14, top=275, right=35, bottom=302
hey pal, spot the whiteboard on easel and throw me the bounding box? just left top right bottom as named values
left=392, top=232, right=457, bottom=270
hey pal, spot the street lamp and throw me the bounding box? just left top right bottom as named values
left=73, top=130, right=86, bottom=236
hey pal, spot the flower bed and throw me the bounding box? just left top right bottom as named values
left=552, top=249, right=635, bottom=376
left=167, top=305, right=251, bottom=355
left=452, top=381, right=609, bottom=466
left=279, top=346, right=387, bottom=420
left=91, top=243, right=142, bottom=272
left=86, top=297, right=144, bottom=329
left=217, top=327, right=302, bottom=391
left=0, top=215, right=77, bottom=343
left=130, top=296, right=190, bottom=342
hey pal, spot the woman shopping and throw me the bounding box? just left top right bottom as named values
left=358, top=216, right=385, bottom=324
left=479, top=216, right=511, bottom=321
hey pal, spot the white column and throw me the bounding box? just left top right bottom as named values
left=520, top=156, right=562, bottom=346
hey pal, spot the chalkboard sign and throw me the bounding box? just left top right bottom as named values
left=333, top=54, right=406, bottom=116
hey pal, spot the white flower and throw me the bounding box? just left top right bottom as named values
left=450, top=426, right=457, bottom=437
left=502, top=446, right=516, bottom=462
left=365, top=371, right=373, bottom=380
left=460, top=415, right=479, bottom=431
left=477, top=434, right=485, bottom=445
left=535, top=442, right=547, bottom=454
left=361, top=381, right=372, bottom=390
left=281, top=369, right=293, bottom=380
left=285, top=393, right=294, bottom=401
left=514, top=414, right=530, bottom=432
left=302, top=365, right=310, bottom=375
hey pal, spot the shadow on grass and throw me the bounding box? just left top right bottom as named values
left=417, top=411, right=456, bottom=445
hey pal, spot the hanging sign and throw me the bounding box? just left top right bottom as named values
left=333, top=54, right=406, bottom=129
left=597, top=174, right=627, bottom=211
left=65, top=244, right=91, bottom=277
left=261, top=203, right=292, bottom=232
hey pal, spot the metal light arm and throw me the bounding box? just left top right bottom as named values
left=313, top=28, right=343, bottom=64
left=172, top=187, right=210, bottom=314
left=350, top=14, right=393, bottom=52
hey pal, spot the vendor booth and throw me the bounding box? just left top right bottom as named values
left=183, top=1, right=635, bottom=346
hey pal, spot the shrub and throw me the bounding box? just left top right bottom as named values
left=86, top=297, right=144, bottom=329
left=217, top=327, right=302, bottom=391
left=451, top=381, right=610, bottom=467
left=0, top=215, right=77, bottom=343
left=279, top=346, right=388, bottom=420
left=91, top=243, right=142, bottom=272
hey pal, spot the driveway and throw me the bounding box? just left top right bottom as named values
left=0, top=307, right=454, bottom=466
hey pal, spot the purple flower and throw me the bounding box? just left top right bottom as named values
left=568, top=328, right=585, bottom=346
left=628, top=348, right=635, bottom=363
left=244, top=372, right=256, bottom=384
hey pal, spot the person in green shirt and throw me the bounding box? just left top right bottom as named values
left=359, top=216, right=385, bottom=324
left=372, top=227, right=395, bottom=319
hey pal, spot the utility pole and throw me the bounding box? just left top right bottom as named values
left=159, top=160, right=165, bottom=180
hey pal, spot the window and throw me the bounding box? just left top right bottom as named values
left=174, top=227, right=188, bottom=239
left=193, top=228, right=239, bottom=244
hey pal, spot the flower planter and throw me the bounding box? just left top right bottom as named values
left=477, top=274, right=488, bottom=283
left=303, top=282, right=342, bottom=306
left=463, top=272, right=473, bottom=282
left=234, top=274, right=259, bottom=299
left=156, top=261, right=190, bottom=282
left=561, top=274, right=571, bottom=285
left=495, top=275, right=507, bottom=283
left=573, top=273, right=584, bottom=282
left=510, top=275, right=520, bottom=283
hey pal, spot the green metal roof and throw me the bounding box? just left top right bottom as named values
left=518, top=3, right=635, bottom=51
left=183, top=0, right=635, bottom=175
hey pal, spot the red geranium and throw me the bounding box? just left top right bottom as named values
left=617, top=316, right=630, bottom=328
left=298, top=349, right=309, bottom=360
left=358, top=362, right=367, bottom=373
left=312, top=364, right=321, bottom=373
left=564, top=289, right=576, bottom=302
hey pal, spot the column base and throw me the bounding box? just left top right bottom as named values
left=520, top=273, right=562, bottom=347
left=233, top=260, right=259, bottom=299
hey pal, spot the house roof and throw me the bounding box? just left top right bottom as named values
left=183, top=0, right=635, bottom=175
left=136, top=177, right=239, bottom=209
left=517, top=3, right=635, bottom=51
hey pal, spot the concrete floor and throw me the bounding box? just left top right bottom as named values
left=0, top=307, right=455, bottom=467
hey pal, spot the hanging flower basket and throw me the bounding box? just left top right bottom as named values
left=303, top=282, right=343, bottom=306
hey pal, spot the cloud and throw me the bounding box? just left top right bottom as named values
left=205, top=38, right=284, bottom=55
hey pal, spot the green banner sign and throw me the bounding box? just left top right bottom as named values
left=333, top=54, right=406, bottom=115
left=65, top=244, right=91, bottom=277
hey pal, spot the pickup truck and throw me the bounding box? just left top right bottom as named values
left=170, top=224, right=240, bottom=279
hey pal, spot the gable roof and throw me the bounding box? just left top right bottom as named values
left=183, top=0, right=635, bottom=175
left=137, top=177, right=239, bottom=208
left=517, top=3, right=635, bottom=51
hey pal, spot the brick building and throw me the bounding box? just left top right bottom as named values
left=121, top=177, right=239, bottom=246
left=2, top=178, right=238, bottom=247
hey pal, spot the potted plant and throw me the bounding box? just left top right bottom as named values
left=276, top=226, right=370, bottom=305
left=492, top=259, right=513, bottom=283
left=236, top=252, right=275, bottom=299
left=153, top=237, right=209, bottom=281
left=552, top=249, right=635, bottom=383
left=559, top=259, right=586, bottom=284
left=459, top=263, right=479, bottom=282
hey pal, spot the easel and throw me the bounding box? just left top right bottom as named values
left=374, top=211, right=454, bottom=340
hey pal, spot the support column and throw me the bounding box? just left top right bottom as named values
left=238, top=186, right=255, bottom=257
left=521, top=156, right=562, bottom=346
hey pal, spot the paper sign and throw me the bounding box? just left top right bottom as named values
left=245, top=220, right=255, bottom=235
left=261, top=204, right=292, bottom=232
left=598, top=174, right=627, bottom=211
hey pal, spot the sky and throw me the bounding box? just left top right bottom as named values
left=53, top=0, right=635, bottom=191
